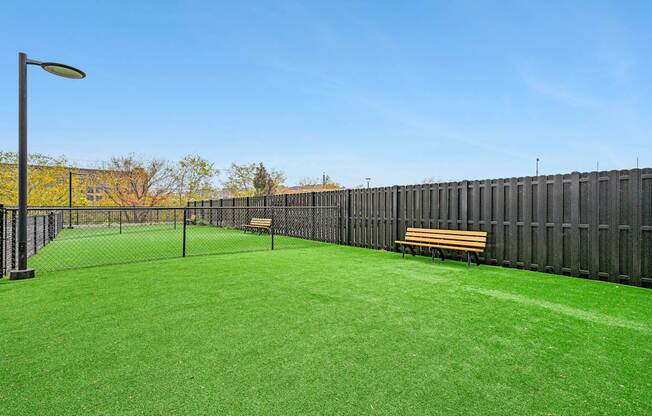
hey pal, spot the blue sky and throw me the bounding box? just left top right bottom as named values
left=1, top=1, right=650, bottom=187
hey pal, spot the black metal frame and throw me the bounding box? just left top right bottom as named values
left=399, top=242, right=481, bottom=267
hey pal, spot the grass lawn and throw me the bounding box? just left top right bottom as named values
left=28, top=224, right=322, bottom=272
left=1, top=230, right=651, bottom=415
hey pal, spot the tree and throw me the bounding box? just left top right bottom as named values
left=422, top=177, right=450, bottom=184
left=223, top=163, right=257, bottom=197
left=297, top=175, right=341, bottom=189
left=223, top=162, right=285, bottom=197
left=169, top=155, right=218, bottom=205
left=253, top=163, right=269, bottom=196
left=0, top=151, right=88, bottom=206
left=97, top=154, right=173, bottom=207
left=264, top=167, right=285, bottom=195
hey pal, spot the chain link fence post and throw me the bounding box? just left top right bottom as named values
left=182, top=208, right=187, bottom=257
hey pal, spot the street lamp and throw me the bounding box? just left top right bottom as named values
left=365, top=177, right=371, bottom=189
left=68, top=169, right=89, bottom=229
left=10, top=52, right=85, bottom=280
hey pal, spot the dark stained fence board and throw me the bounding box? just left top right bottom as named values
left=537, top=177, right=548, bottom=271
left=495, top=180, right=505, bottom=265
left=552, top=175, right=564, bottom=274
left=630, top=169, right=641, bottom=284
left=508, top=177, right=518, bottom=266
left=608, top=171, right=620, bottom=282
left=523, top=177, right=533, bottom=268
left=482, top=180, right=493, bottom=263
left=471, top=181, right=480, bottom=232
left=570, top=172, right=581, bottom=277
left=589, top=172, right=600, bottom=279
left=460, top=181, right=468, bottom=231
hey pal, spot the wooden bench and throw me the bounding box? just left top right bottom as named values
left=395, top=228, right=488, bottom=266
left=243, top=218, right=272, bottom=234
left=185, top=214, right=197, bottom=225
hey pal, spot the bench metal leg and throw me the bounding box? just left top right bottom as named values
left=409, top=246, right=415, bottom=256
left=467, top=252, right=471, bottom=267
left=473, top=252, right=481, bottom=266
left=401, top=245, right=404, bottom=258
left=431, top=248, right=435, bottom=263
left=438, top=248, right=445, bottom=262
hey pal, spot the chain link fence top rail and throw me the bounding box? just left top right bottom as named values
left=1, top=206, right=341, bottom=274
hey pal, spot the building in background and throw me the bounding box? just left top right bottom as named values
left=0, top=163, right=119, bottom=206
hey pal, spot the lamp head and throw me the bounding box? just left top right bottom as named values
left=40, top=62, right=85, bottom=79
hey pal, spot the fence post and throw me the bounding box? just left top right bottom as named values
left=11, top=211, right=17, bottom=271
left=271, top=208, right=275, bottom=250
left=48, top=212, right=53, bottom=241
left=0, top=205, right=4, bottom=276
left=392, top=186, right=399, bottom=250
left=182, top=208, right=187, bottom=257
left=173, top=209, right=177, bottom=230
left=284, top=194, right=288, bottom=236
left=246, top=197, right=250, bottom=225
left=310, top=191, right=315, bottom=240
left=338, top=204, right=343, bottom=245
left=347, top=189, right=352, bottom=246
left=119, top=210, right=123, bottom=234
left=33, top=216, right=37, bottom=255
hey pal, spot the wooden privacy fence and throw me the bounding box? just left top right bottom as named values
left=190, top=168, right=652, bottom=287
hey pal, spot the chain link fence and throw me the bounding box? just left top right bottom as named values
left=1, top=206, right=340, bottom=274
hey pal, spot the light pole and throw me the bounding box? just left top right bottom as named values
left=10, top=52, right=85, bottom=280
left=536, top=158, right=540, bottom=176
left=365, top=177, right=371, bottom=189
left=68, top=169, right=88, bottom=228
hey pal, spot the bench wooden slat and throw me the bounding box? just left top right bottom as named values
left=405, top=232, right=487, bottom=243
left=406, top=227, right=487, bottom=237
left=402, top=236, right=486, bottom=248
left=397, top=227, right=488, bottom=266
left=243, top=218, right=272, bottom=231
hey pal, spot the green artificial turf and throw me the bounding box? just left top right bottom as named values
left=28, top=224, right=322, bottom=272
left=1, top=232, right=651, bottom=415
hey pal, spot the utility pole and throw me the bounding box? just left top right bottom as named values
left=535, top=158, right=539, bottom=176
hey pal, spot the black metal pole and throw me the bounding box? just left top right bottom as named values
left=11, top=53, right=34, bottom=279
left=119, top=210, right=122, bottom=234
left=68, top=170, right=73, bottom=228
left=182, top=208, right=187, bottom=257
left=0, top=204, right=4, bottom=276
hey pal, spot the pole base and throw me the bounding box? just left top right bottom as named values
left=9, top=268, right=35, bottom=280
